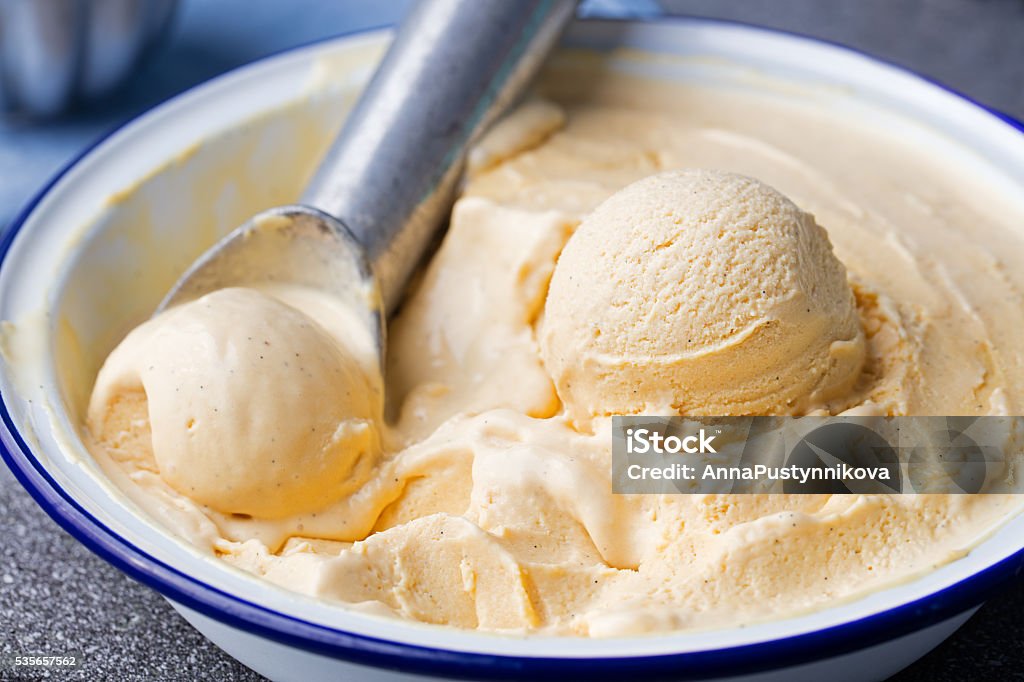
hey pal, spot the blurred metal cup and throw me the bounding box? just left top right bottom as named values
left=0, top=0, right=177, bottom=118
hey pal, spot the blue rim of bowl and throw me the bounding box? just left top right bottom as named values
left=2, top=14, right=1024, bottom=681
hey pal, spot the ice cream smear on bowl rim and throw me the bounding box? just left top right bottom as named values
left=78, top=64, right=1024, bottom=637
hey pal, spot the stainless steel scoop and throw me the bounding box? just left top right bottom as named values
left=157, top=0, right=578, bottom=361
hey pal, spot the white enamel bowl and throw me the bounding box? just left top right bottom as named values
left=2, top=17, right=1023, bottom=682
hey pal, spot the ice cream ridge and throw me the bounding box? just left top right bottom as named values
left=86, top=77, right=1024, bottom=635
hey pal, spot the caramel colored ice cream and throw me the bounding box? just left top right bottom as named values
left=541, top=169, right=865, bottom=422
left=88, top=286, right=381, bottom=518
left=84, top=60, right=1024, bottom=636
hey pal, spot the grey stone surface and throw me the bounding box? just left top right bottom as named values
left=662, top=0, right=1024, bottom=122
left=2, top=1, right=1022, bottom=680
left=0, top=466, right=262, bottom=682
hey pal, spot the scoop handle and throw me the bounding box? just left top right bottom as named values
left=301, top=0, right=577, bottom=312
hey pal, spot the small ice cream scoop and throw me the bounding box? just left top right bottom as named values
left=157, top=0, right=577, bottom=364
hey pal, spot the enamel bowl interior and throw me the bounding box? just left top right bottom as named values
left=2, top=18, right=1024, bottom=662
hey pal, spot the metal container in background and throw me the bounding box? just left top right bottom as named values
left=0, top=0, right=177, bottom=118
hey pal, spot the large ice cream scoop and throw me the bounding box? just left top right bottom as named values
left=541, top=169, right=867, bottom=421
left=157, top=0, right=578, bottom=358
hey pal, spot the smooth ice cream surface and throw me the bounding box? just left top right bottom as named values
left=85, top=63, right=1024, bottom=636
left=541, top=169, right=865, bottom=421
left=88, top=286, right=382, bottom=518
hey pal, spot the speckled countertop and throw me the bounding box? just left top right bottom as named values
left=2, top=1, right=1023, bottom=680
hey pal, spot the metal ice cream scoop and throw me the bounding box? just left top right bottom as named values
left=157, top=0, right=578, bottom=361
